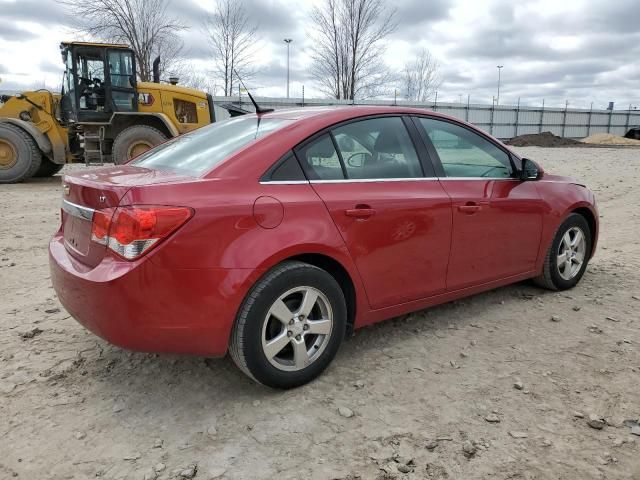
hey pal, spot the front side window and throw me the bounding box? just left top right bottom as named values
left=131, top=116, right=293, bottom=176
left=332, top=117, right=423, bottom=179
left=418, top=118, right=512, bottom=178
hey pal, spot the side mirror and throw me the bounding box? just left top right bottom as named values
left=520, top=158, right=542, bottom=181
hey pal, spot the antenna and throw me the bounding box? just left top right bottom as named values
left=233, top=69, right=274, bottom=114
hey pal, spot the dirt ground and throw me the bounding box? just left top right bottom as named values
left=1, top=146, right=639, bottom=480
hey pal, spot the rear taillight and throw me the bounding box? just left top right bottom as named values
left=91, top=208, right=116, bottom=245
left=91, top=206, right=192, bottom=260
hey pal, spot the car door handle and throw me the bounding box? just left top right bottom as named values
left=458, top=203, right=482, bottom=214
left=345, top=206, right=376, bottom=218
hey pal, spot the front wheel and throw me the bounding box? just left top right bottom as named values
left=229, top=261, right=347, bottom=389
left=0, top=123, right=41, bottom=183
left=534, top=213, right=591, bottom=290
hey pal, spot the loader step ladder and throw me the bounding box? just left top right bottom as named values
left=83, top=127, right=105, bottom=166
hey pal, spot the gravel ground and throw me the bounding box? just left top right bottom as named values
left=1, top=146, right=639, bottom=480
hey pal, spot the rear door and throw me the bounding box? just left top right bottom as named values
left=296, top=116, right=452, bottom=310
left=413, top=116, right=544, bottom=290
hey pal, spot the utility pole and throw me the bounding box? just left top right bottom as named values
left=496, top=65, right=504, bottom=106
left=284, top=38, right=293, bottom=98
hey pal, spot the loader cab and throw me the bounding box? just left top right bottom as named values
left=59, top=42, right=138, bottom=124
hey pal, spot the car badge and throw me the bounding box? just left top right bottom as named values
left=63, top=184, right=70, bottom=196
left=99, top=194, right=106, bottom=203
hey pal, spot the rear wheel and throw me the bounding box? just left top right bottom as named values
left=112, top=125, right=167, bottom=165
left=534, top=213, right=591, bottom=290
left=0, top=123, right=41, bottom=183
left=229, top=261, right=347, bottom=389
left=33, top=157, right=64, bottom=178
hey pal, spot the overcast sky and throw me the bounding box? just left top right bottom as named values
left=0, top=0, right=638, bottom=109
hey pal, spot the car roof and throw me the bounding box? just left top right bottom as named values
left=255, top=105, right=454, bottom=124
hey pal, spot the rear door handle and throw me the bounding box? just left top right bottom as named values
left=458, top=203, right=482, bottom=214
left=345, top=206, right=376, bottom=218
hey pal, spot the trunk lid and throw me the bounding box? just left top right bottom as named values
left=61, top=166, right=192, bottom=267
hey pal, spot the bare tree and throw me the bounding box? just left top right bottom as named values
left=180, top=65, right=219, bottom=95
left=309, top=0, right=396, bottom=100
left=202, top=0, right=258, bottom=97
left=57, top=0, right=186, bottom=82
left=403, top=48, right=441, bottom=102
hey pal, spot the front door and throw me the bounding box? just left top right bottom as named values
left=296, top=116, right=453, bottom=310
left=414, top=116, right=544, bottom=290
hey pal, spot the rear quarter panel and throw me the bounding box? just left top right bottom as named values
left=119, top=178, right=370, bottom=325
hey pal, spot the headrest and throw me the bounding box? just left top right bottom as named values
left=307, top=138, right=336, bottom=159
left=336, top=135, right=355, bottom=152
left=374, top=127, right=402, bottom=154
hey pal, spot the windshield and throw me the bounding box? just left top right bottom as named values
left=131, top=116, right=293, bottom=176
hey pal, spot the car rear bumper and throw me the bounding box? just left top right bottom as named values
left=49, top=233, right=261, bottom=356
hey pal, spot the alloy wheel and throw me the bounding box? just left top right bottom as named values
left=261, top=286, right=333, bottom=372
left=557, top=226, right=586, bottom=280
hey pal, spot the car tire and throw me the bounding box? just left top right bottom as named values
left=33, top=157, right=64, bottom=178
left=112, top=125, right=167, bottom=164
left=0, top=123, right=41, bottom=183
left=534, top=213, right=591, bottom=291
left=229, top=261, right=347, bottom=389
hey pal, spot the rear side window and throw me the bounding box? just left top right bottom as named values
left=332, top=117, right=423, bottom=179
left=131, top=116, right=293, bottom=176
left=297, top=134, right=345, bottom=180
left=264, top=152, right=306, bottom=181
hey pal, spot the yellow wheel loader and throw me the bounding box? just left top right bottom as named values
left=0, top=42, right=216, bottom=183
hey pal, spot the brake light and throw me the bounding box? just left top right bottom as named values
left=91, top=208, right=115, bottom=245
left=91, top=206, right=192, bottom=260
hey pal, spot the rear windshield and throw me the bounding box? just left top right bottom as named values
left=130, top=116, right=293, bottom=176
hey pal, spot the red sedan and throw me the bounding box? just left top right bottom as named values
left=49, top=106, right=598, bottom=388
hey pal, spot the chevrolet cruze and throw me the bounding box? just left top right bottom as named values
left=49, top=106, right=598, bottom=388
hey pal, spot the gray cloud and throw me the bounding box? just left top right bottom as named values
left=0, top=23, right=39, bottom=41
left=2, top=0, right=639, bottom=109
left=1, top=0, right=67, bottom=25
left=38, top=59, right=64, bottom=75
left=394, top=0, right=452, bottom=40
left=396, top=0, right=451, bottom=25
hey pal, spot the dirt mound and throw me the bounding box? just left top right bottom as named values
left=506, top=132, right=582, bottom=147
left=581, top=133, right=640, bottom=145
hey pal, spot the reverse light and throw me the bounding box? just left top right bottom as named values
left=91, top=206, right=192, bottom=260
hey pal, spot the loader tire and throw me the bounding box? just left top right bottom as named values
left=112, top=125, right=167, bottom=165
left=34, top=157, right=64, bottom=178
left=0, top=123, right=41, bottom=183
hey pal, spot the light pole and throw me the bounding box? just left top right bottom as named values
left=496, top=65, right=503, bottom=105
left=284, top=38, right=293, bottom=98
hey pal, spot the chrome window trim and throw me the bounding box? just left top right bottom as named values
left=439, top=177, right=518, bottom=181
left=259, top=177, right=521, bottom=184
left=310, top=177, right=439, bottom=184
left=61, top=199, right=95, bottom=221
left=259, top=180, right=310, bottom=185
